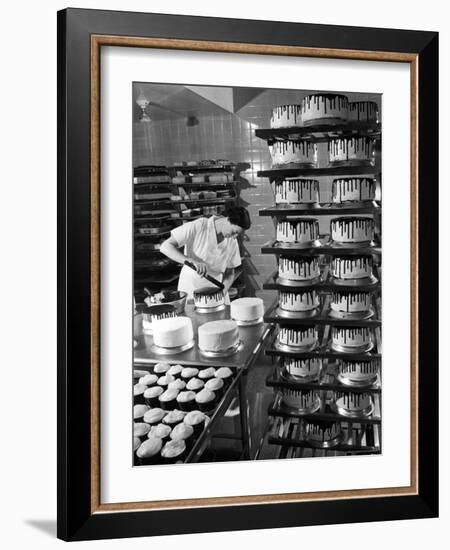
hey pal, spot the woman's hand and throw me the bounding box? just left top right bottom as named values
left=191, top=260, right=208, bottom=277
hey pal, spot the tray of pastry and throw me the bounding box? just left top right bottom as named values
left=132, top=362, right=239, bottom=466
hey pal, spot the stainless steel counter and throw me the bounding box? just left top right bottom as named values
left=134, top=303, right=272, bottom=369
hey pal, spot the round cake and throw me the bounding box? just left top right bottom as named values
left=198, top=320, right=239, bottom=354
left=349, top=101, right=379, bottom=123
left=332, top=178, right=376, bottom=204
left=301, top=93, right=349, bottom=125
left=193, top=286, right=225, bottom=310
left=269, top=140, right=317, bottom=167
left=281, top=388, right=320, bottom=411
left=331, top=217, right=374, bottom=244
left=331, top=326, right=373, bottom=351
left=276, top=219, right=320, bottom=245
left=274, top=178, right=320, bottom=204
left=338, top=358, right=380, bottom=385
left=277, top=325, right=318, bottom=349
left=142, top=304, right=177, bottom=333
left=305, top=420, right=341, bottom=447
left=331, top=256, right=373, bottom=280
left=152, top=317, right=194, bottom=350
left=330, top=291, right=372, bottom=314
left=328, top=137, right=375, bottom=166
left=334, top=391, right=373, bottom=415
left=278, top=290, right=319, bottom=312
left=230, top=297, right=264, bottom=324
left=283, top=357, right=322, bottom=380
left=270, top=104, right=302, bottom=128
left=278, top=256, right=320, bottom=282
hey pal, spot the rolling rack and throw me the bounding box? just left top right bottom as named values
left=254, top=115, right=382, bottom=459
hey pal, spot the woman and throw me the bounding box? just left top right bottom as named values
left=160, top=206, right=251, bottom=303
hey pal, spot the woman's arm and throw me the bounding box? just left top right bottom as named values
left=160, top=236, right=208, bottom=276
left=222, top=267, right=238, bottom=292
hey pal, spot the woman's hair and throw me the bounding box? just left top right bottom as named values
left=223, top=205, right=251, bottom=230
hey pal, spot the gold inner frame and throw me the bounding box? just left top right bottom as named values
left=90, top=35, right=419, bottom=514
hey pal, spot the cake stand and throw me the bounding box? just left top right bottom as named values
left=199, top=340, right=243, bottom=358
left=328, top=306, right=375, bottom=320
left=274, top=339, right=320, bottom=353
left=275, top=239, right=322, bottom=249
left=330, top=340, right=374, bottom=354
left=332, top=397, right=375, bottom=418
left=194, top=303, right=226, bottom=314
left=275, top=306, right=320, bottom=319
left=337, top=371, right=379, bottom=388
left=281, top=394, right=321, bottom=415
left=233, top=317, right=264, bottom=327
left=280, top=367, right=321, bottom=384
left=151, top=339, right=195, bottom=355
left=330, top=274, right=378, bottom=287
left=275, top=275, right=322, bottom=287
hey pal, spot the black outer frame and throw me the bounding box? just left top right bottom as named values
left=57, top=8, right=438, bottom=542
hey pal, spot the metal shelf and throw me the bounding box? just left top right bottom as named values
left=261, top=239, right=382, bottom=256
left=259, top=202, right=381, bottom=217
left=255, top=122, right=381, bottom=142
left=258, top=165, right=379, bottom=179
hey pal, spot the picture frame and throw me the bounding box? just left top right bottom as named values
left=57, top=8, right=439, bottom=541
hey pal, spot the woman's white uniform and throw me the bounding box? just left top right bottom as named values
left=170, top=216, right=241, bottom=304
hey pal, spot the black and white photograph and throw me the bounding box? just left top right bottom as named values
left=132, top=83, right=382, bottom=466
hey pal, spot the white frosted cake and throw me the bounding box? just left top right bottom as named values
left=338, top=358, right=380, bottom=384
left=283, top=357, right=322, bottom=379
left=328, top=137, right=375, bottom=165
left=152, top=317, right=194, bottom=349
left=332, top=178, right=376, bottom=203
left=331, top=256, right=373, bottom=280
left=301, top=93, right=349, bottom=125
left=335, top=392, right=372, bottom=413
left=193, top=286, right=225, bottom=310
left=198, top=320, right=239, bottom=353
left=276, top=219, right=319, bottom=245
left=282, top=388, right=320, bottom=410
left=278, top=256, right=320, bottom=281
left=331, top=217, right=374, bottom=244
left=349, top=101, right=379, bottom=123
left=270, top=104, right=302, bottom=128
left=277, top=326, right=318, bottom=349
left=274, top=178, right=320, bottom=204
left=230, top=297, right=264, bottom=323
left=269, top=141, right=317, bottom=167
left=330, top=291, right=371, bottom=314
left=331, top=326, right=373, bottom=350
left=279, top=290, right=319, bottom=312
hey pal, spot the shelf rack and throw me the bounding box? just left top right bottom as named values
left=256, top=115, right=382, bottom=456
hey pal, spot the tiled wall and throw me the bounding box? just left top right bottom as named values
left=133, top=87, right=381, bottom=307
